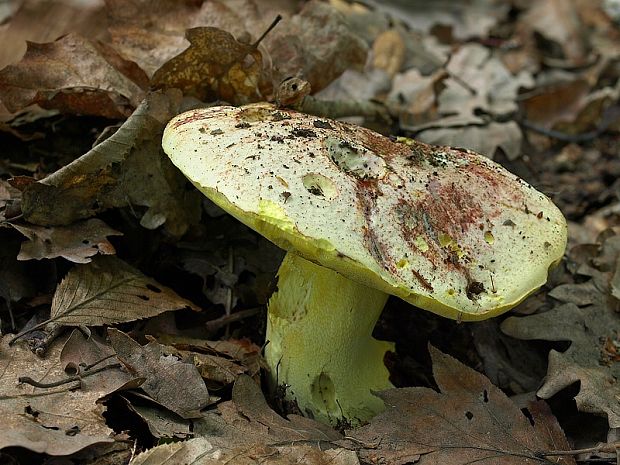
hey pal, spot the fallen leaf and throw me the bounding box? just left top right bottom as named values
left=13, top=218, right=122, bottom=263
left=60, top=329, right=136, bottom=396
left=0, top=34, right=147, bottom=118
left=408, top=44, right=531, bottom=158
left=520, top=0, right=588, bottom=66
left=349, top=346, right=575, bottom=465
left=0, top=0, right=107, bottom=70
left=417, top=121, right=522, bottom=160
left=108, top=328, right=209, bottom=419
left=521, top=80, right=591, bottom=130
left=128, top=438, right=214, bottom=465
left=185, top=375, right=354, bottom=464
left=0, top=334, right=114, bottom=455
left=264, top=0, right=368, bottom=93
left=47, top=255, right=197, bottom=328
left=501, top=233, right=620, bottom=428
left=440, top=44, right=534, bottom=118
left=365, top=0, right=510, bottom=40
left=151, top=26, right=267, bottom=105
left=20, top=90, right=202, bottom=236
left=154, top=334, right=264, bottom=383
left=125, top=401, right=192, bottom=439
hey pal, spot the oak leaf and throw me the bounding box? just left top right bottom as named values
left=348, top=346, right=574, bottom=465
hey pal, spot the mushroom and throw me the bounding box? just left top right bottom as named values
left=162, top=103, right=567, bottom=426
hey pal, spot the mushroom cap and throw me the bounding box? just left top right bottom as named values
left=162, top=103, right=567, bottom=321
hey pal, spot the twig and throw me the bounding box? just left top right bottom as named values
left=537, top=442, right=620, bottom=457
left=206, top=307, right=262, bottom=333
left=298, top=95, right=392, bottom=124
left=520, top=104, right=620, bottom=143
left=252, top=15, right=282, bottom=49
left=19, top=363, right=121, bottom=389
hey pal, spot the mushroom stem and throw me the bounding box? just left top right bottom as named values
left=266, top=252, right=394, bottom=426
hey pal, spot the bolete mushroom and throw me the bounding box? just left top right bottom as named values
left=162, top=103, right=567, bottom=426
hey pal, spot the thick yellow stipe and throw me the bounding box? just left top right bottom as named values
left=265, top=252, right=394, bottom=426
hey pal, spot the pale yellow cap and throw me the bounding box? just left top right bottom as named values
left=162, top=103, right=567, bottom=321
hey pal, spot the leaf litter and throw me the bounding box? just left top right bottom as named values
left=0, top=0, right=619, bottom=463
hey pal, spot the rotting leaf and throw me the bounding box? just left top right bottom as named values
left=0, top=33, right=147, bottom=118
left=150, top=25, right=270, bottom=105
left=13, top=218, right=122, bottom=264
left=108, top=328, right=209, bottom=419
left=20, top=90, right=201, bottom=236
left=348, top=346, right=575, bottom=465
left=46, top=255, right=198, bottom=329
left=501, top=233, right=620, bottom=428
left=0, top=334, right=115, bottom=455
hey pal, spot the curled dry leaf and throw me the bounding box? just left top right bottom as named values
left=349, top=345, right=575, bottom=465
left=0, top=334, right=114, bottom=455
left=20, top=90, right=201, bottom=236
left=48, top=255, right=198, bottom=328
left=108, top=329, right=209, bottom=419
left=13, top=218, right=122, bottom=263
left=151, top=26, right=267, bottom=105
left=0, top=34, right=148, bottom=118
left=502, top=233, right=620, bottom=428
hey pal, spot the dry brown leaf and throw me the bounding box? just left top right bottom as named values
left=502, top=233, right=620, bottom=428
left=521, top=80, right=591, bottom=130
left=109, top=0, right=366, bottom=98
left=349, top=346, right=575, bottom=465
left=151, top=26, right=266, bottom=105
left=125, top=402, right=192, bottom=439
left=60, top=329, right=136, bottom=396
left=128, top=438, right=214, bottom=465
left=0, top=34, right=147, bottom=118
left=13, top=218, right=122, bottom=263
left=0, top=0, right=107, bottom=70
left=20, top=90, right=201, bottom=236
left=0, top=334, right=114, bottom=455
left=520, top=0, right=588, bottom=65
left=108, top=328, right=209, bottom=419
left=186, top=375, right=351, bottom=464
left=47, top=255, right=197, bottom=328
left=154, top=334, right=264, bottom=382
left=264, top=0, right=368, bottom=93
left=130, top=438, right=359, bottom=465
